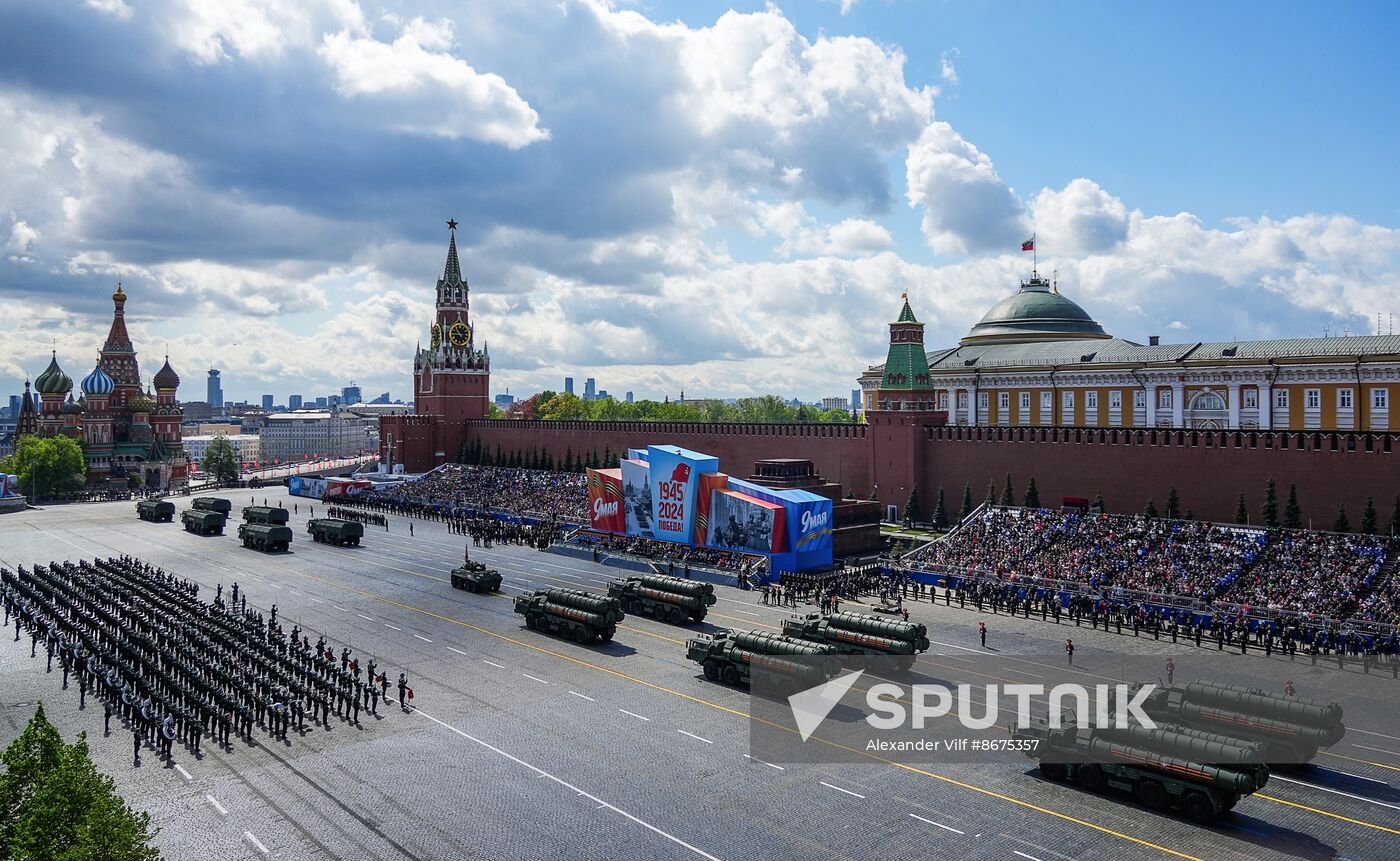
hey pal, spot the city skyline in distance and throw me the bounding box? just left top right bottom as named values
left=0, top=2, right=1397, bottom=406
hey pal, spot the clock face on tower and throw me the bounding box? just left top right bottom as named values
left=448, top=321, right=472, bottom=348
left=430, top=323, right=442, bottom=350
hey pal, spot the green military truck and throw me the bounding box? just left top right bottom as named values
left=238, top=522, right=292, bottom=552
left=606, top=573, right=717, bottom=624
left=241, top=505, right=289, bottom=525
left=181, top=508, right=227, bottom=536
left=191, top=497, right=233, bottom=516
left=451, top=560, right=502, bottom=593
left=136, top=499, right=175, bottom=522
left=514, top=588, right=624, bottom=643
left=1122, top=680, right=1345, bottom=765
left=306, top=518, right=364, bottom=546
left=1013, top=719, right=1270, bottom=822
left=781, top=611, right=930, bottom=672
left=686, top=630, right=837, bottom=689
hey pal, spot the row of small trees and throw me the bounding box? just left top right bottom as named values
left=0, top=435, right=87, bottom=499
left=0, top=704, right=160, bottom=860
left=457, top=438, right=621, bottom=473
left=914, top=475, right=1400, bottom=536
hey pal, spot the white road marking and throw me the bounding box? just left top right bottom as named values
left=1328, top=769, right=1388, bottom=785
left=908, top=813, right=963, bottom=833
left=618, top=709, right=650, bottom=721
left=332, top=605, right=347, bottom=612
left=175, top=764, right=192, bottom=781
left=523, top=674, right=550, bottom=684
left=244, top=831, right=269, bottom=855
left=482, top=660, right=506, bottom=668
left=568, top=691, right=595, bottom=701
left=384, top=624, right=402, bottom=631
left=732, top=610, right=762, bottom=617
left=205, top=794, right=227, bottom=815
left=414, top=708, right=723, bottom=861
left=743, top=754, right=784, bottom=770
left=1352, top=727, right=1400, bottom=742
left=290, top=589, right=301, bottom=596
left=1013, top=852, right=1045, bottom=861
left=414, top=634, right=433, bottom=643
left=1353, top=743, right=1400, bottom=758
left=446, top=646, right=468, bottom=656
left=309, top=597, right=325, bottom=604
left=677, top=730, right=713, bottom=744
left=819, top=781, right=865, bottom=799
left=357, top=614, right=373, bottom=621
left=268, top=583, right=283, bottom=590
left=1270, top=774, right=1400, bottom=811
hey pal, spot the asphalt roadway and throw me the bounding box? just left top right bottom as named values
left=1, top=488, right=1397, bottom=861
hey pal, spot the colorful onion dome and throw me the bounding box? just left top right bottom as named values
left=34, top=351, right=74, bottom=394
left=152, top=355, right=180, bottom=390
left=127, top=390, right=157, bottom=413
left=61, top=394, right=83, bottom=415
left=80, top=360, right=115, bottom=396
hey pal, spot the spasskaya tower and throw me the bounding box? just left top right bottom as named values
left=414, top=220, right=490, bottom=424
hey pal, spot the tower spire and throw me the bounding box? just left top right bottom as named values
left=442, top=219, right=463, bottom=286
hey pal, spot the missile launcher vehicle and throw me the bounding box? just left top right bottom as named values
left=181, top=508, right=227, bottom=536
left=241, top=505, right=289, bottom=526
left=238, top=522, right=292, bottom=552
left=451, top=561, right=502, bottom=593
left=607, top=574, right=717, bottom=624
left=191, top=497, right=233, bottom=516
left=686, top=630, right=838, bottom=689
left=136, top=499, right=175, bottom=522
left=306, top=518, right=364, bottom=546
left=781, top=611, right=930, bottom=672
left=514, top=588, right=624, bottom=643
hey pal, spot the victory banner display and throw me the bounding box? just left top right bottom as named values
left=646, top=445, right=719, bottom=544
left=620, top=458, right=654, bottom=538
left=706, top=490, right=785, bottom=553
left=586, top=467, right=626, bottom=533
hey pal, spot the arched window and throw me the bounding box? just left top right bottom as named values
left=1189, top=391, right=1226, bottom=411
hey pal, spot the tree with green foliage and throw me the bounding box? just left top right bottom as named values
left=932, top=486, right=948, bottom=529
left=1260, top=479, right=1279, bottom=528
left=1361, top=497, right=1378, bottom=535
left=0, top=435, right=86, bottom=500
left=1165, top=487, right=1181, bottom=520
left=868, top=488, right=879, bottom=502
left=959, top=484, right=973, bottom=520
left=1234, top=493, right=1248, bottom=524
left=1021, top=477, right=1040, bottom=509
left=1283, top=483, right=1302, bottom=529
left=0, top=704, right=160, bottom=861
left=1333, top=505, right=1351, bottom=534
left=1144, top=499, right=1158, bottom=518
left=903, top=487, right=922, bottom=523
left=1092, top=489, right=1105, bottom=513
left=999, top=473, right=1015, bottom=506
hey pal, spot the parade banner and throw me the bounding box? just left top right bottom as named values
left=586, top=467, right=626, bottom=533
left=646, top=445, right=719, bottom=544
left=620, top=458, right=654, bottom=538
left=706, top=490, right=784, bottom=553
left=626, top=448, right=650, bottom=462
left=692, top=472, right=729, bottom=545
left=289, top=476, right=328, bottom=498
left=725, top=477, right=833, bottom=570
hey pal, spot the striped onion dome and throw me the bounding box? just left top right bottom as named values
left=80, top=361, right=115, bottom=396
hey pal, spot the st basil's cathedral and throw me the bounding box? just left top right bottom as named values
left=16, top=285, right=188, bottom=490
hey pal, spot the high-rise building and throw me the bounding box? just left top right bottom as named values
left=327, top=394, right=341, bottom=407
left=626, top=391, right=634, bottom=403
left=206, top=369, right=222, bottom=407
left=7, top=395, right=19, bottom=419
left=821, top=396, right=850, bottom=411
left=584, top=378, right=596, bottom=401
left=564, top=377, right=574, bottom=396
left=371, top=391, right=390, bottom=404
left=288, top=394, right=303, bottom=410
left=494, top=393, right=515, bottom=407
left=342, top=383, right=362, bottom=405
left=261, top=394, right=274, bottom=410
left=314, top=396, right=328, bottom=408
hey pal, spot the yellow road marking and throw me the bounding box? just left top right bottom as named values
left=1317, top=750, right=1400, bottom=774
left=1255, top=793, right=1400, bottom=835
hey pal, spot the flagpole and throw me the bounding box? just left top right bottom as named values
left=1033, top=232, right=1037, bottom=277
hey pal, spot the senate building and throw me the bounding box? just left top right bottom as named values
left=860, top=275, right=1400, bottom=432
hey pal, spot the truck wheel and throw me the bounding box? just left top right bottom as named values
left=669, top=607, right=686, bottom=624
left=720, top=664, right=740, bottom=686
left=691, top=611, right=706, bottom=623
left=1181, top=791, right=1215, bottom=823
left=1136, top=779, right=1168, bottom=811
left=900, top=656, right=917, bottom=672
left=650, top=604, right=664, bottom=620
left=703, top=660, right=720, bottom=681
left=1075, top=765, right=1106, bottom=792
left=600, top=626, right=615, bottom=642
left=1038, top=762, right=1068, bottom=781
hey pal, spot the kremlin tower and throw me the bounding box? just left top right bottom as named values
left=413, top=220, right=491, bottom=424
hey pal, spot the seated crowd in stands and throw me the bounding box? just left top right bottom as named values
left=353, top=465, right=588, bottom=523
left=906, top=506, right=1396, bottom=625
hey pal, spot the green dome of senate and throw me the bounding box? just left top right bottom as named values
left=961, top=277, right=1110, bottom=345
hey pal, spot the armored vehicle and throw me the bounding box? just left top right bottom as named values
left=241, top=505, right=289, bottom=525
left=451, top=561, right=502, bottom=593
left=238, top=522, right=292, bottom=552
left=1013, top=719, right=1270, bottom=821
left=1123, top=680, right=1345, bottom=764
left=781, top=611, right=930, bottom=672
left=181, top=508, right=226, bottom=536
left=607, top=574, right=716, bottom=624
left=191, top=497, right=233, bottom=516
left=136, top=499, right=175, bottom=522
left=686, top=630, right=837, bottom=689
left=306, top=518, right=364, bottom=546
left=513, top=588, right=624, bottom=643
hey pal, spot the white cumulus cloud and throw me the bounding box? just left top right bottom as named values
left=905, top=121, right=1028, bottom=256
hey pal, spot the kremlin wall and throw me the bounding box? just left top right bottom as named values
left=382, top=228, right=1400, bottom=527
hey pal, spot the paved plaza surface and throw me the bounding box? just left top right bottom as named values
left=2, top=489, right=1398, bottom=861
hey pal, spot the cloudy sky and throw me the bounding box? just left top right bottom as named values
left=2, top=1, right=1398, bottom=405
